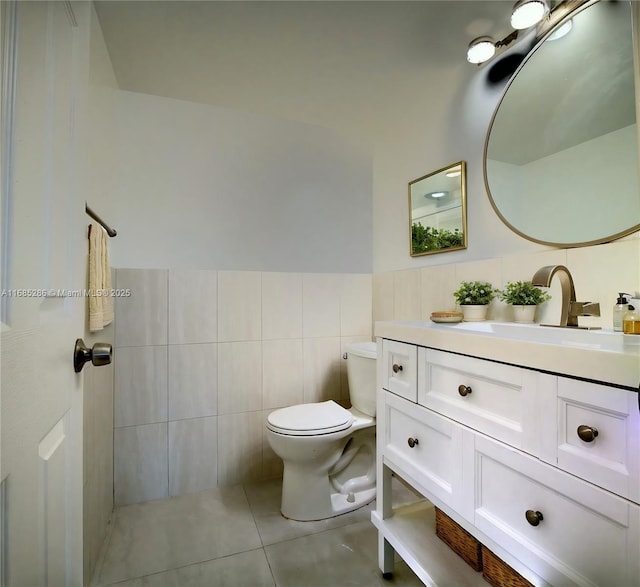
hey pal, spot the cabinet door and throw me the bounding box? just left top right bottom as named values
left=381, top=340, right=417, bottom=402
left=418, top=348, right=555, bottom=456
left=383, top=392, right=470, bottom=517
left=473, top=434, right=639, bottom=587
left=556, top=378, right=640, bottom=504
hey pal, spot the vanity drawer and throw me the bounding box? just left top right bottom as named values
left=556, top=378, right=640, bottom=503
left=383, top=392, right=465, bottom=513
left=418, top=348, right=549, bottom=454
left=473, top=434, right=640, bottom=587
left=381, top=340, right=417, bottom=402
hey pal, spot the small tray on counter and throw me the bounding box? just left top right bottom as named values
left=430, top=311, right=463, bottom=324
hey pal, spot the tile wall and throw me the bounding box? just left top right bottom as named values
left=110, top=237, right=639, bottom=507
left=113, top=269, right=372, bottom=505
left=373, top=239, right=640, bottom=330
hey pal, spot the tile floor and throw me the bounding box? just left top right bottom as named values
left=91, top=477, right=425, bottom=587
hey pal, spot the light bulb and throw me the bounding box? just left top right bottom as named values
left=511, top=0, right=548, bottom=30
left=467, top=37, right=496, bottom=64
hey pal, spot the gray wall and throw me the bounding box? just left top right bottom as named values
left=106, top=91, right=373, bottom=274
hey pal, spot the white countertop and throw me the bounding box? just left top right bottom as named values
left=375, top=320, right=640, bottom=390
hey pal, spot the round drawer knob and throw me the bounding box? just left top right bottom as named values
left=392, top=363, right=403, bottom=374
left=577, top=425, right=599, bottom=443
left=525, top=510, right=544, bottom=526
left=458, top=384, right=472, bottom=397
left=407, top=437, right=419, bottom=448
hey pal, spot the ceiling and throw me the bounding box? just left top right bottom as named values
left=94, top=1, right=511, bottom=140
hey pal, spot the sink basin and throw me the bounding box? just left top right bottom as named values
left=441, top=321, right=640, bottom=352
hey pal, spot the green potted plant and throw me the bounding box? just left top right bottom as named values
left=411, top=224, right=464, bottom=254
left=497, top=280, right=551, bottom=323
left=453, top=280, right=496, bottom=321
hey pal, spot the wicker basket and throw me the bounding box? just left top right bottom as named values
left=434, top=507, right=482, bottom=572
left=481, top=546, right=534, bottom=587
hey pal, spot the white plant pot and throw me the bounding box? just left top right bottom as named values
left=461, top=304, right=488, bottom=322
left=512, top=304, right=536, bottom=323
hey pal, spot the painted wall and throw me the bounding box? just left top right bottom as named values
left=92, top=35, right=378, bottom=505
left=106, top=91, right=373, bottom=274
left=371, top=8, right=640, bottom=343
left=101, top=87, right=376, bottom=505
left=372, top=61, right=540, bottom=274
left=93, top=1, right=640, bottom=512
left=367, top=7, right=640, bottom=323
left=371, top=30, right=640, bottom=315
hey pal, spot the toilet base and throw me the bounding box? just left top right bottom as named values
left=329, top=486, right=377, bottom=518
left=278, top=427, right=376, bottom=522
left=283, top=486, right=376, bottom=522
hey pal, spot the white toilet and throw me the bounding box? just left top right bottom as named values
left=266, top=341, right=377, bottom=521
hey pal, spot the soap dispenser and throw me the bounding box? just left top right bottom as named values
left=613, top=293, right=630, bottom=332
left=623, top=300, right=640, bottom=335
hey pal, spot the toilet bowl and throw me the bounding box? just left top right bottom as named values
left=266, top=341, right=377, bottom=521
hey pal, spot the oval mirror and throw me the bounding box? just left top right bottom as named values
left=484, top=0, right=640, bottom=246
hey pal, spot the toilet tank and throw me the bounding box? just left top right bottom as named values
left=346, top=341, right=377, bottom=417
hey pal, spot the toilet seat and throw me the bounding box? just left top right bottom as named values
left=267, top=400, right=353, bottom=436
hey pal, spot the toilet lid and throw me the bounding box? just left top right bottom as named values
left=267, top=400, right=353, bottom=436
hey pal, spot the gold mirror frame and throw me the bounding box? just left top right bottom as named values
left=409, top=161, right=467, bottom=257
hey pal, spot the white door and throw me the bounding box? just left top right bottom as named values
left=1, top=1, right=88, bottom=584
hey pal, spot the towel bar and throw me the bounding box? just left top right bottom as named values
left=86, top=203, right=117, bottom=237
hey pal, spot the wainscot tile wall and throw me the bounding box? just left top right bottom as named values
left=373, top=238, right=640, bottom=330
left=111, top=237, right=639, bottom=506
left=113, top=269, right=372, bottom=505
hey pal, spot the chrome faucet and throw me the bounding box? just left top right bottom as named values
left=531, top=265, right=600, bottom=329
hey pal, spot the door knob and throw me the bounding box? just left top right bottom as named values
left=392, top=363, right=403, bottom=373
left=74, top=338, right=112, bottom=372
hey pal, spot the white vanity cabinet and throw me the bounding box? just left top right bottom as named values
left=373, top=332, right=640, bottom=587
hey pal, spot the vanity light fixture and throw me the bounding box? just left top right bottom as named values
left=446, top=167, right=462, bottom=178
left=511, top=0, right=549, bottom=30
left=467, top=0, right=573, bottom=65
left=467, top=30, right=519, bottom=65
left=427, top=191, right=448, bottom=199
